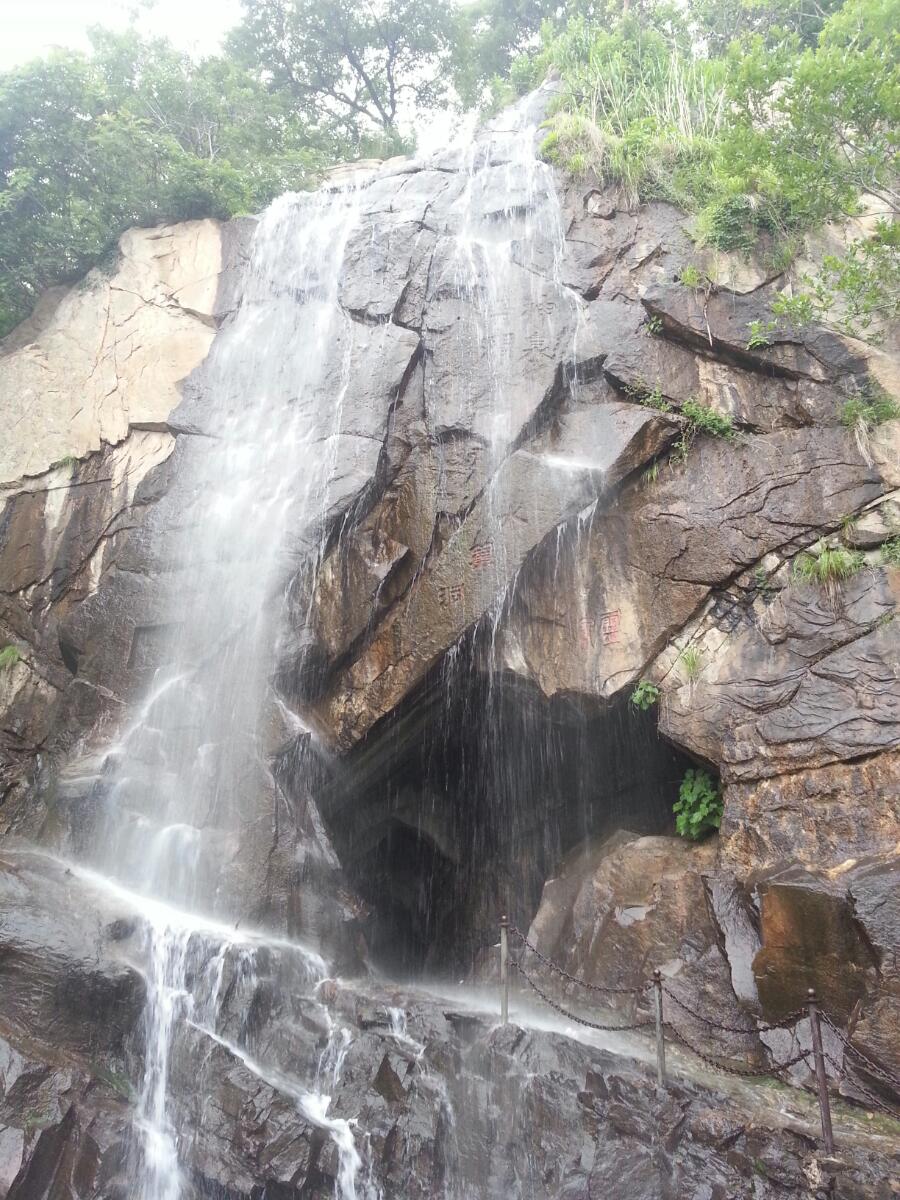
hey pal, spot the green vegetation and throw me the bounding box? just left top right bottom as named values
left=769, top=222, right=900, bottom=343
left=677, top=644, right=702, bottom=680
left=2, top=0, right=896, bottom=344
left=839, top=511, right=859, bottom=537
left=645, top=315, right=664, bottom=335
left=0, top=0, right=463, bottom=336
left=628, top=382, right=672, bottom=412
left=753, top=564, right=777, bottom=598
left=792, top=543, right=865, bottom=585
left=679, top=264, right=704, bottom=289
left=673, top=767, right=722, bottom=840
left=528, top=0, right=898, bottom=340
left=841, top=387, right=900, bottom=432
left=672, top=398, right=736, bottom=463
left=681, top=400, right=735, bottom=439
left=880, top=536, right=900, bottom=566
left=226, top=0, right=457, bottom=133
left=0, top=645, right=22, bottom=671
left=642, top=461, right=660, bottom=487
left=746, top=319, right=778, bottom=349
left=0, top=29, right=333, bottom=335
left=534, top=0, right=898, bottom=247
left=630, top=679, right=660, bottom=710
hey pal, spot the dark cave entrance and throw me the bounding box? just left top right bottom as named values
left=318, top=637, right=694, bottom=978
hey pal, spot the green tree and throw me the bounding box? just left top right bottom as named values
left=0, top=32, right=329, bottom=338
left=454, top=0, right=556, bottom=103
left=227, top=0, right=458, bottom=139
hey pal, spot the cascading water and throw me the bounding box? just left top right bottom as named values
left=60, top=180, right=382, bottom=1200
left=38, top=86, right=598, bottom=1198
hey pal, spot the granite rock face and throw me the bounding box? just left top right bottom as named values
left=1, top=853, right=897, bottom=1200
left=1, top=84, right=899, bottom=1196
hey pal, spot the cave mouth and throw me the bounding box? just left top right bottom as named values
left=318, top=641, right=694, bottom=979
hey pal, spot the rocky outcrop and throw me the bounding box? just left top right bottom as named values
left=1, top=853, right=898, bottom=1199
left=1, top=220, right=230, bottom=486
left=1, top=84, right=899, bottom=1197
left=0, top=219, right=246, bottom=823
left=525, top=833, right=765, bottom=1063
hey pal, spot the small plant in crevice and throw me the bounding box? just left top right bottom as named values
left=678, top=264, right=703, bottom=289
left=641, top=387, right=672, bottom=413
left=792, top=544, right=865, bottom=587
left=841, top=383, right=900, bottom=465
left=673, top=768, right=722, bottom=841
left=677, top=644, right=702, bottom=681
left=746, top=318, right=778, bottom=350
left=53, top=454, right=79, bottom=470
left=752, top=565, right=776, bottom=601
left=670, top=398, right=736, bottom=465
left=630, top=680, right=660, bottom=711
left=0, top=645, right=22, bottom=672
left=645, top=315, right=664, bottom=336
left=841, top=387, right=900, bottom=432
left=682, top=399, right=735, bottom=440
left=881, top=536, right=900, bottom=567
left=625, top=381, right=671, bottom=412
left=642, top=461, right=660, bottom=487
left=839, top=511, right=859, bottom=539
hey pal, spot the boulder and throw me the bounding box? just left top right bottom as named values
left=661, top=567, right=900, bottom=785
left=525, top=833, right=764, bottom=1063
left=0, top=850, right=144, bottom=1061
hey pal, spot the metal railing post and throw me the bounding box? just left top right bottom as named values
left=500, top=915, right=509, bottom=1025
left=653, top=969, right=666, bottom=1087
left=807, top=988, right=835, bottom=1154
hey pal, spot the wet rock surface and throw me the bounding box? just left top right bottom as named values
left=1, top=853, right=898, bottom=1199
left=0, top=84, right=898, bottom=1198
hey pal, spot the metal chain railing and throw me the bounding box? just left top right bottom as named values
left=823, top=1049, right=900, bottom=1121
left=660, top=981, right=807, bottom=1034
left=511, top=957, right=653, bottom=1033
left=661, top=1019, right=808, bottom=1078
left=496, top=915, right=900, bottom=1156
left=821, top=1011, right=900, bottom=1093
left=509, top=924, right=647, bottom=997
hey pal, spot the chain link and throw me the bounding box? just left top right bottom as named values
left=660, top=984, right=806, bottom=1034
left=820, top=1012, right=900, bottom=1092
left=823, top=1049, right=900, bottom=1120
left=509, top=925, right=647, bottom=997
left=511, top=959, right=654, bottom=1033
left=663, top=1020, right=809, bottom=1079
left=506, top=924, right=897, bottom=1110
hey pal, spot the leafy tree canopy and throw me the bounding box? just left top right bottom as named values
left=227, top=0, right=458, bottom=136
left=531, top=0, right=898, bottom=238
left=0, top=29, right=332, bottom=336
left=1, top=0, right=896, bottom=343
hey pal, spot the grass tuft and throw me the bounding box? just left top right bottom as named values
left=677, top=644, right=702, bottom=681
left=0, top=645, right=23, bottom=671
left=793, top=544, right=864, bottom=586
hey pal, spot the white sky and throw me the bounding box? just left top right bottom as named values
left=0, top=0, right=244, bottom=69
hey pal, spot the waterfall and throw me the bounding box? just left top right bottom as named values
left=42, top=87, right=579, bottom=1199
left=69, top=181, right=376, bottom=1200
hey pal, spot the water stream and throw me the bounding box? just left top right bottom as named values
left=46, top=92, right=590, bottom=1200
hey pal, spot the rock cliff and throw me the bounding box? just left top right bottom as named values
left=0, top=89, right=898, bottom=1197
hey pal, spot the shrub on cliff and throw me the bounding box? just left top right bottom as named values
left=673, top=768, right=722, bottom=840
left=529, top=0, right=899, bottom=339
